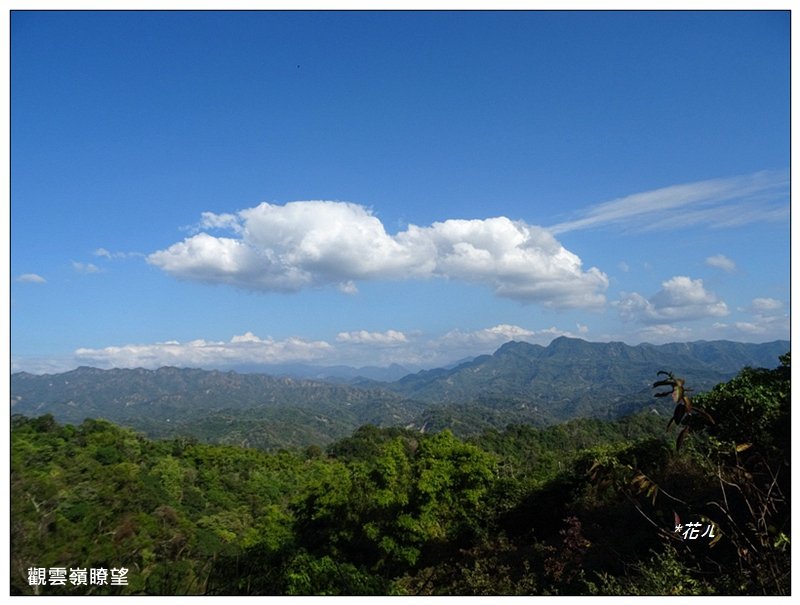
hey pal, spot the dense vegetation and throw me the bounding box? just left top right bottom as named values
left=10, top=355, right=790, bottom=595
left=10, top=366, right=426, bottom=450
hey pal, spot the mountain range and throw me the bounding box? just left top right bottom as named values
left=11, top=337, right=789, bottom=449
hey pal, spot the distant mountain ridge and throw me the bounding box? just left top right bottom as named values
left=382, top=337, right=789, bottom=423
left=10, top=366, right=426, bottom=448
left=216, top=361, right=416, bottom=383
left=11, top=337, right=788, bottom=448
left=389, top=337, right=788, bottom=397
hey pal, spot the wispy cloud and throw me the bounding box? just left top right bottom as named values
left=634, top=324, right=696, bottom=344
left=336, top=330, right=409, bottom=345
left=75, top=332, right=333, bottom=369
left=748, top=297, right=783, bottom=313
left=549, top=170, right=788, bottom=235
left=72, top=261, right=102, bottom=274
left=731, top=297, right=789, bottom=338
left=148, top=201, right=609, bottom=309
left=705, top=254, right=736, bottom=273
left=93, top=248, right=144, bottom=260
left=16, top=273, right=46, bottom=284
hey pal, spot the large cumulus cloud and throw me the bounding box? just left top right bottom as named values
left=147, top=201, right=608, bottom=308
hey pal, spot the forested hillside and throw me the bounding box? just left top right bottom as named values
left=384, top=337, right=789, bottom=421
left=11, top=355, right=790, bottom=595
left=10, top=366, right=426, bottom=449
left=11, top=338, right=788, bottom=449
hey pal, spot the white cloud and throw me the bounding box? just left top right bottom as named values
left=334, top=324, right=566, bottom=368
left=423, top=217, right=608, bottom=307
left=656, top=297, right=788, bottom=343
left=748, top=297, right=783, bottom=313
left=64, top=324, right=588, bottom=372
left=730, top=297, right=789, bottom=338
left=72, top=261, right=102, bottom=273
left=74, top=332, right=333, bottom=369
left=229, top=331, right=262, bottom=343
left=635, top=324, right=695, bottom=343
left=436, top=324, right=537, bottom=347
left=93, top=248, right=144, bottom=259
left=734, top=322, right=764, bottom=335
left=16, top=273, right=46, bottom=284
left=433, top=324, right=587, bottom=351
left=549, top=170, right=788, bottom=235
left=147, top=201, right=608, bottom=309
left=198, top=211, right=243, bottom=233
left=11, top=355, right=76, bottom=374
left=337, top=281, right=359, bottom=295
left=343, top=323, right=584, bottom=368
left=336, top=330, right=408, bottom=345
left=484, top=324, right=539, bottom=340
left=705, top=254, right=736, bottom=272
left=616, top=276, right=729, bottom=324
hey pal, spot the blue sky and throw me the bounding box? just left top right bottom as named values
left=10, top=10, right=790, bottom=373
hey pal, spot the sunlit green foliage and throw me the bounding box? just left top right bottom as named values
left=693, top=352, right=790, bottom=451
